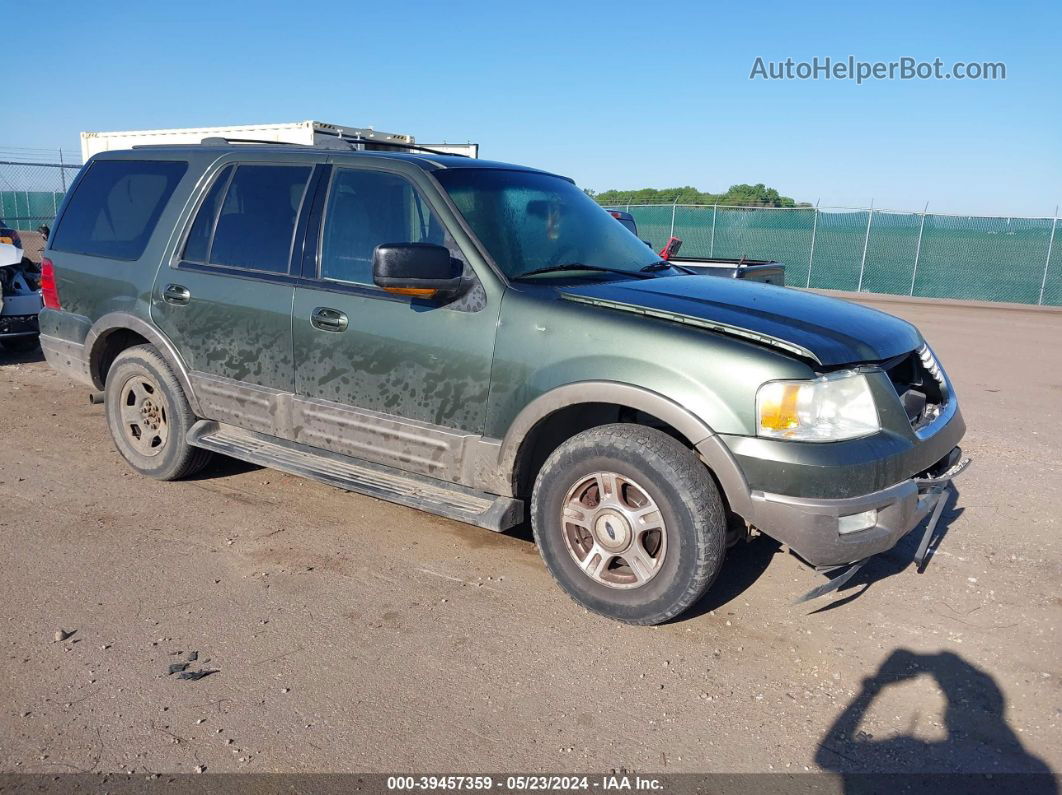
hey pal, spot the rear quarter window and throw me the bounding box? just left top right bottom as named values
left=51, top=159, right=187, bottom=261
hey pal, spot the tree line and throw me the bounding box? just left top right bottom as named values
left=586, top=184, right=809, bottom=208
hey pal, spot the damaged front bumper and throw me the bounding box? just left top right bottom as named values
left=789, top=451, right=970, bottom=602
left=749, top=446, right=969, bottom=570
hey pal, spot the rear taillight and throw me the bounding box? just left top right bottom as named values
left=40, top=257, right=61, bottom=309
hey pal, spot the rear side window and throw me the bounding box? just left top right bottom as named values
left=187, top=164, right=311, bottom=273
left=51, top=160, right=187, bottom=260
left=182, top=165, right=233, bottom=263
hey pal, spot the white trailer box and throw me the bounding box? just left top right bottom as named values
left=80, top=121, right=478, bottom=160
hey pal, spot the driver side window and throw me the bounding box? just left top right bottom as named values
left=320, top=169, right=446, bottom=285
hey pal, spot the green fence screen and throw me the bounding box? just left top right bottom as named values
left=608, top=203, right=1060, bottom=306
left=0, top=191, right=66, bottom=231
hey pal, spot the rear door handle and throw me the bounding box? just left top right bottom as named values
left=311, top=306, right=348, bottom=332
left=163, top=284, right=191, bottom=305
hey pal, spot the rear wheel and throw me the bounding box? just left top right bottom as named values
left=104, top=344, right=212, bottom=480
left=532, top=424, right=726, bottom=625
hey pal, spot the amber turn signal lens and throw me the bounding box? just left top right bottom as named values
left=382, top=287, right=438, bottom=298
left=758, top=383, right=801, bottom=431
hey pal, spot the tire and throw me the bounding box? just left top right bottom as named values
left=0, top=335, right=39, bottom=353
left=104, top=344, right=212, bottom=481
left=532, top=424, right=726, bottom=625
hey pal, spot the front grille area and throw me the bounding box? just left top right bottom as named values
left=883, top=344, right=948, bottom=431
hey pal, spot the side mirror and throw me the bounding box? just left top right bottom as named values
left=372, top=243, right=464, bottom=300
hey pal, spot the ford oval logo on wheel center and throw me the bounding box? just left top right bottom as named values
left=594, top=511, right=630, bottom=551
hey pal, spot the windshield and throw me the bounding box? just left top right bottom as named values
left=434, top=168, right=660, bottom=279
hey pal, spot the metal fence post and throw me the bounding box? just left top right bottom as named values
left=669, top=199, right=678, bottom=239
left=58, top=148, right=67, bottom=192
left=910, top=201, right=929, bottom=296
left=856, top=200, right=874, bottom=292
left=709, top=204, right=718, bottom=257
left=1038, top=205, right=1059, bottom=306
left=805, top=199, right=820, bottom=288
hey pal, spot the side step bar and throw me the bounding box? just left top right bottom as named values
left=187, top=421, right=523, bottom=532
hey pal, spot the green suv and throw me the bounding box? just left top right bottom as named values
left=38, top=142, right=966, bottom=624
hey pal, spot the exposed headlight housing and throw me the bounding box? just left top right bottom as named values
left=756, top=371, right=879, bottom=442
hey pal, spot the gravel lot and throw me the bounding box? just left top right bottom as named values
left=0, top=295, right=1059, bottom=777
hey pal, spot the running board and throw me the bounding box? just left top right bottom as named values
left=187, top=421, right=523, bottom=532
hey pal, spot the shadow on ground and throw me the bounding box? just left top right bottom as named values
left=816, top=648, right=1056, bottom=792
left=683, top=534, right=781, bottom=619
left=186, top=452, right=263, bottom=481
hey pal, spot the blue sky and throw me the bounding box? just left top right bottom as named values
left=4, top=0, right=1059, bottom=215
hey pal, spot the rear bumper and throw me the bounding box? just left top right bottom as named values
left=40, top=332, right=93, bottom=386
left=0, top=313, right=39, bottom=338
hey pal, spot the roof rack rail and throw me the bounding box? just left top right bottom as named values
left=198, top=136, right=303, bottom=146
left=196, top=133, right=469, bottom=158
left=317, top=131, right=469, bottom=158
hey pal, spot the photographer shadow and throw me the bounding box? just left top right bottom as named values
left=816, top=648, right=1056, bottom=793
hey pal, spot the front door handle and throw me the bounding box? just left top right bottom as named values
left=311, top=306, right=348, bottom=332
left=163, top=284, right=191, bottom=305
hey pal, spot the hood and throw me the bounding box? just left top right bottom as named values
left=559, top=276, right=922, bottom=367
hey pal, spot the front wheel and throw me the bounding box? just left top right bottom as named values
left=531, top=424, right=727, bottom=625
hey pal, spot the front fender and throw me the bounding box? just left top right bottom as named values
left=495, top=380, right=715, bottom=481
left=491, top=379, right=754, bottom=514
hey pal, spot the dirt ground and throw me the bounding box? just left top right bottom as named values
left=0, top=295, right=1059, bottom=777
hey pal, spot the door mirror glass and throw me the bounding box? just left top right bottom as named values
left=372, top=243, right=464, bottom=299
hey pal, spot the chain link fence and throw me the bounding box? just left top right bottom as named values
left=605, top=203, right=1061, bottom=306
left=0, top=156, right=83, bottom=234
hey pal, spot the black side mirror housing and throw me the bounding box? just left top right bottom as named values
left=372, top=243, right=465, bottom=300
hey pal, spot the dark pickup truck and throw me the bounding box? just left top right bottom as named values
left=606, top=209, right=786, bottom=285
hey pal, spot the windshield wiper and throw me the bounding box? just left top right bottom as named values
left=512, top=263, right=654, bottom=281
left=640, top=260, right=694, bottom=274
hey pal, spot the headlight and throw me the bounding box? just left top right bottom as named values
left=756, top=371, right=879, bottom=442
